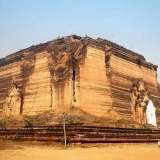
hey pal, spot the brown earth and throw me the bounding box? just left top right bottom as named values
left=1, top=108, right=151, bottom=129
left=0, top=140, right=160, bottom=160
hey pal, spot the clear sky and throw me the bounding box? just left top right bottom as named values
left=0, top=0, right=160, bottom=81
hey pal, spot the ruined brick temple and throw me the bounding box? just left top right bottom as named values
left=0, top=35, right=160, bottom=124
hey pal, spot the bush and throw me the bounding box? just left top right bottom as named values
left=117, top=120, right=122, bottom=124
left=136, top=57, right=142, bottom=65
left=69, top=118, right=74, bottom=124
left=0, top=119, right=6, bottom=128
left=24, top=119, right=33, bottom=128
left=132, top=124, right=135, bottom=128
left=143, top=124, right=146, bottom=128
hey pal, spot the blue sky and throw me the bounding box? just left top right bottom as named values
left=0, top=0, right=160, bottom=81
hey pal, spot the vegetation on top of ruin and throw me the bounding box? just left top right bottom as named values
left=136, top=57, right=142, bottom=65
left=0, top=35, right=157, bottom=70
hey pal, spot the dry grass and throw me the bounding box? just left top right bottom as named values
left=1, top=107, right=151, bottom=129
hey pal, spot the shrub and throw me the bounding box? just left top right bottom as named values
left=24, top=119, right=33, bottom=128
left=132, top=124, right=135, bottom=128
left=0, top=119, right=6, bottom=128
left=136, top=57, right=142, bottom=65
left=143, top=124, right=146, bottom=128
left=117, top=120, right=122, bottom=124
left=69, top=118, right=74, bottom=124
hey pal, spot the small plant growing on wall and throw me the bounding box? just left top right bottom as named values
left=0, top=119, right=6, bottom=128
left=24, top=119, right=33, bottom=128
left=117, top=120, right=122, bottom=124
left=136, top=57, right=142, bottom=65
left=69, top=118, right=74, bottom=124
left=143, top=124, right=146, bottom=128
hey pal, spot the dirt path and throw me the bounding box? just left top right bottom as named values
left=0, top=141, right=160, bottom=160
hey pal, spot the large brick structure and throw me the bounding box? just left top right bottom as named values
left=0, top=35, right=160, bottom=124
